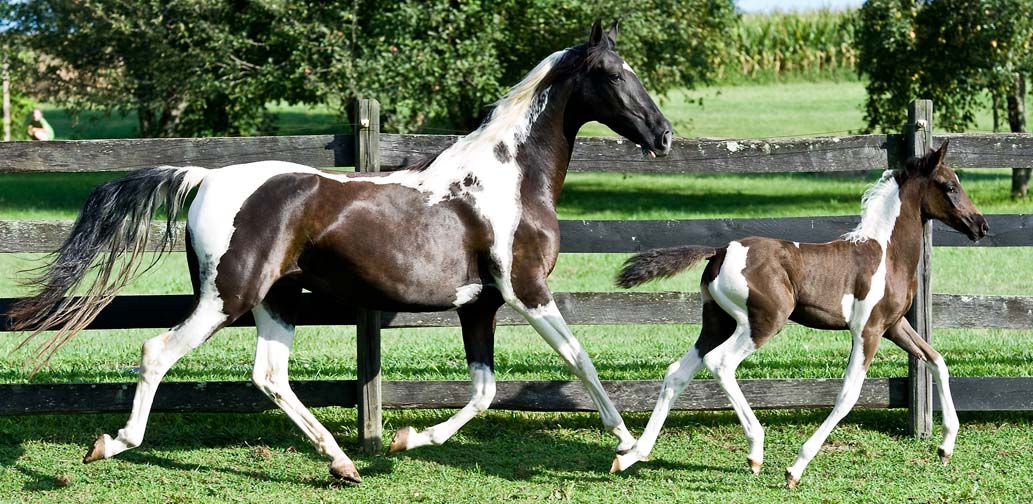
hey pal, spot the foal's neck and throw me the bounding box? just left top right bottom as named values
left=886, top=177, right=928, bottom=276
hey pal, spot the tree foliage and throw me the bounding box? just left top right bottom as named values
left=8, top=0, right=736, bottom=136
left=855, top=0, right=1033, bottom=133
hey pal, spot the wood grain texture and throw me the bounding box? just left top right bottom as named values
left=0, top=135, right=354, bottom=172
left=2, top=291, right=1028, bottom=331
left=936, top=133, right=1033, bottom=169
left=5, top=214, right=1029, bottom=254
left=380, top=133, right=900, bottom=173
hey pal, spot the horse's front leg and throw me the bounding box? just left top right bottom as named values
left=504, top=278, right=635, bottom=455
left=388, top=291, right=503, bottom=454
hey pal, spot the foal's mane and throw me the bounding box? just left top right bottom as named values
left=842, top=170, right=902, bottom=244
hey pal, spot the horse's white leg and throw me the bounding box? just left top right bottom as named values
left=250, top=304, right=361, bottom=483
left=510, top=299, right=635, bottom=453
left=927, top=356, right=959, bottom=463
left=389, top=362, right=496, bottom=453
left=785, top=330, right=871, bottom=488
left=83, top=299, right=225, bottom=463
left=705, top=331, right=763, bottom=474
left=611, top=345, right=704, bottom=472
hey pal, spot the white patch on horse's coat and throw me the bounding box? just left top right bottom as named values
left=711, top=241, right=751, bottom=315
left=402, top=362, right=496, bottom=450
left=622, top=62, right=636, bottom=75
left=453, top=284, right=483, bottom=307
left=840, top=294, right=855, bottom=323
left=843, top=171, right=902, bottom=245
left=793, top=241, right=800, bottom=248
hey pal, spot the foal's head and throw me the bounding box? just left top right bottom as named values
left=563, top=20, right=673, bottom=158
left=905, top=140, right=988, bottom=241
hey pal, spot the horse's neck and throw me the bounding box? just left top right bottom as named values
left=885, top=180, right=926, bottom=280
left=516, top=86, right=578, bottom=207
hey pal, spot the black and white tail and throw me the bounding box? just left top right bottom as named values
left=7, top=166, right=207, bottom=370
left=615, top=246, right=718, bottom=288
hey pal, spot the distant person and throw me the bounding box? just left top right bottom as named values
left=27, top=108, right=55, bottom=141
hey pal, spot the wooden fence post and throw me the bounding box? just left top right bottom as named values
left=905, top=99, right=934, bottom=438
left=353, top=98, right=383, bottom=453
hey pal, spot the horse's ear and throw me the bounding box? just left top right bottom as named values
left=935, top=139, right=949, bottom=164
left=606, top=19, right=620, bottom=47
left=919, top=139, right=949, bottom=175
left=588, top=19, right=604, bottom=47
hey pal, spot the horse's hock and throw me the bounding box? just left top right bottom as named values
left=2, top=99, right=1033, bottom=440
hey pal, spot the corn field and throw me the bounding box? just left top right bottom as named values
left=719, top=9, right=858, bottom=82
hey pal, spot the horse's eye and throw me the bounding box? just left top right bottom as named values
left=608, top=73, right=623, bottom=83
left=947, top=184, right=958, bottom=193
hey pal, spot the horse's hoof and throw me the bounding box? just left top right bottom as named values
left=785, top=468, right=800, bottom=489
left=610, top=451, right=644, bottom=473
left=329, top=460, right=362, bottom=484
left=387, top=426, right=415, bottom=456
left=82, top=434, right=110, bottom=464
left=938, top=447, right=952, bottom=465
left=749, top=458, right=762, bottom=475
left=610, top=456, right=622, bottom=474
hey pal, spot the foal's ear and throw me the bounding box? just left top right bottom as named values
left=588, top=19, right=605, bottom=47
left=606, top=19, right=620, bottom=47
left=920, top=139, right=949, bottom=175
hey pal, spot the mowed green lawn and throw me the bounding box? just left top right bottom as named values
left=2, top=80, right=1031, bottom=503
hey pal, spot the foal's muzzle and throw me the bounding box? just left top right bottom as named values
left=964, top=214, right=989, bottom=241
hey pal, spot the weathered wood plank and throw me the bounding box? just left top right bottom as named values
left=6, top=214, right=1028, bottom=254
left=0, top=380, right=357, bottom=415
left=935, top=133, right=1033, bottom=169
left=2, top=377, right=1027, bottom=416
left=381, top=134, right=901, bottom=173
left=0, top=135, right=354, bottom=172
left=0, top=378, right=906, bottom=415
left=2, top=291, right=1028, bottom=331
left=353, top=98, right=383, bottom=454
left=906, top=99, right=935, bottom=438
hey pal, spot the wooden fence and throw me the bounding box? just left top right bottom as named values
left=2, top=99, right=1032, bottom=454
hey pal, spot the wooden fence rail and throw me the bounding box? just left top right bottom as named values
left=1, top=99, right=1031, bottom=445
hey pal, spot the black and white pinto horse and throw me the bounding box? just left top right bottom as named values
left=8, top=21, right=672, bottom=482
left=612, top=142, right=988, bottom=487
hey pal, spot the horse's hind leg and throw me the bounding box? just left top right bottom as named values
left=389, top=290, right=503, bottom=454
left=249, top=285, right=360, bottom=483
left=612, top=284, right=732, bottom=472
left=884, top=317, right=958, bottom=464
left=83, top=298, right=227, bottom=463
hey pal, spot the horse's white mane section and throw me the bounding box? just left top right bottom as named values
left=461, top=48, right=568, bottom=154
left=842, top=170, right=902, bottom=245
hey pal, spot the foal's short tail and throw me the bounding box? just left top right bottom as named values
left=7, top=166, right=208, bottom=371
left=616, top=246, right=718, bottom=288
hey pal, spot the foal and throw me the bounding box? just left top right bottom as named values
left=612, top=142, right=987, bottom=487
left=8, top=20, right=672, bottom=482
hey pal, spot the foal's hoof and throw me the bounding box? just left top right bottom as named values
left=748, top=458, right=762, bottom=475
left=610, top=451, right=647, bottom=473
left=387, top=426, right=415, bottom=456
left=329, top=460, right=362, bottom=484
left=937, top=447, right=952, bottom=465
left=82, top=434, right=110, bottom=464
left=785, top=468, right=800, bottom=489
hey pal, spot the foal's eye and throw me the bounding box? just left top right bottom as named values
left=947, top=184, right=958, bottom=193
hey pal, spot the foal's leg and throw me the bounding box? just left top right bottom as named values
left=389, top=292, right=503, bottom=454
left=83, top=298, right=226, bottom=463
left=884, top=317, right=959, bottom=464
left=785, top=327, right=881, bottom=488
left=611, top=287, right=733, bottom=472
left=504, top=279, right=635, bottom=454
left=250, top=300, right=361, bottom=483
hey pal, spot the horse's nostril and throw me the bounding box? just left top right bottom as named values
left=660, top=130, right=672, bottom=149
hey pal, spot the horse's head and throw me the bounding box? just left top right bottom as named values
left=908, top=140, right=988, bottom=241
left=565, top=20, right=673, bottom=158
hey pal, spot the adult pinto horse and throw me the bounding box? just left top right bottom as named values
left=8, top=20, right=672, bottom=483
left=612, top=142, right=987, bottom=487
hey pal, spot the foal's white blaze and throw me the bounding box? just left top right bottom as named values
left=453, top=283, right=483, bottom=307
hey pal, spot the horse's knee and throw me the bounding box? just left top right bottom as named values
left=471, top=383, right=496, bottom=413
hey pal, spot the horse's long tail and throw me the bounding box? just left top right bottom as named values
left=616, top=246, right=718, bottom=289
left=7, top=166, right=208, bottom=371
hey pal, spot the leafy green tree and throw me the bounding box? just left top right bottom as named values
left=855, top=0, right=1033, bottom=196
left=10, top=1, right=735, bottom=136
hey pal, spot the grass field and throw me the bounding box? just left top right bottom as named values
left=2, top=80, right=1031, bottom=502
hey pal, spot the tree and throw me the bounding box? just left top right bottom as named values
left=855, top=0, right=1033, bottom=196
left=10, top=1, right=736, bottom=136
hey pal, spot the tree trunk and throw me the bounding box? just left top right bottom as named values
left=1007, top=74, right=1030, bottom=198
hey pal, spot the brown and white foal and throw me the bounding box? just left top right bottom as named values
left=612, top=141, right=988, bottom=487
